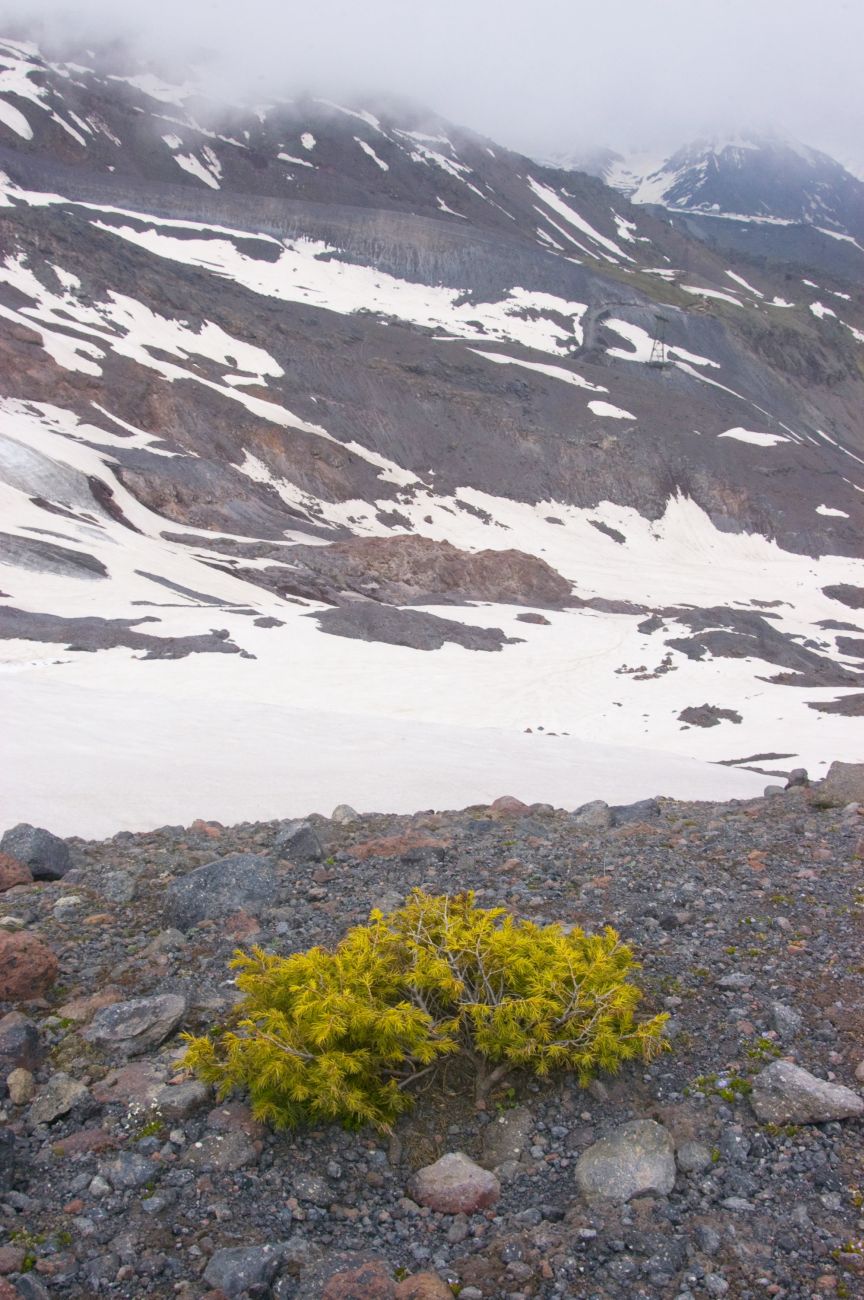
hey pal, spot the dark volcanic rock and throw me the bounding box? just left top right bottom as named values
left=273, top=818, right=323, bottom=863
left=0, top=606, right=248, bottom=659
left=678, top=704, right=743, bottom=728
left=823, top=583, right=864, bottom=609
left=163, top=852, right=277, bottom=929
left=0, top=823, right=71, bottom=880
left=808, top=692, right=864, bottom=715
left=202, top=1243, right=291, bottom=1297
left=310, top=603, right=520, bottom=651
left=0, top=1013, right=43, bottom=1081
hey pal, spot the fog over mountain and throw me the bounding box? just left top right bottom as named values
left=2, top=0, right=863, bottom=169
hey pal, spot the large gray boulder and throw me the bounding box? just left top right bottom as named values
left=811, top=761, right=864, bottom=807
left=163, top=853, right=276, bottom=930
left=575, top=1120, right=676, bottom=1202
left=0, top=824, right=71, bottom=880
left=203, top=1243, right=290, bottom=1297
left=751, top=1061, right=864, bottom=1123
left=84, top=993, right=187, bottom=1058
left=27, top=1072, right=90, bottom=1126
left=573, top=800, right=613, bottom=829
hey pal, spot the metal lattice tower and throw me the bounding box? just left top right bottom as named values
left=648, top=314, right=669, bottom=367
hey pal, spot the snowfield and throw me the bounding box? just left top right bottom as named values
left=1, top=389, right=863, bottom=836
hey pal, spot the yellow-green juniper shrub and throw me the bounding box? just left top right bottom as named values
left=182, top=890, right=668, bottom=1132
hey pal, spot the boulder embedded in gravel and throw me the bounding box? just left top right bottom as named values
left=151, top=1079, right=209, bottom=1120
left=100, top=870, right=136, bottom=904
left=489, top=795, right=529, bottom=815
left=84, top=993, right=187, bottom=1057
left=332, top=804, right=360, bottom=824
left=0, top=853, right=31, bottom=893
left=273, top=819, right=323, bottom=862
left=610, top=797, right=661, bottom=825
left=98, top=1151, right=155, bottom=1189
left=811, top=761, right=864, bottom=807
left=28, top=1072, right=90, bottom=1126
left=480, top=1106, right=534, bottom=1169
left=182, top=1129, right=258, bottom=1172
left=0, top=932, right=58, bottom=1000
left=321, top=1260, right=396, bottom=1299
left=6, top=1068, right=35, bottom=1105
left=0, top=1012, right=42, bottom=1078
left=676, top=1140, right=713, bottom=1173
left=575, top=1120, right=676, bottom=1202
left=203, top=1243, right=290, bottom=1297
left=573, top=800, right=613, bottom=828
left=771, top=1002, right=803, bottom=1041
left=410, top=1152, right=501, bottom=1214
left=0, top=824, right=71, bottom=880
left=394, top=1275, right=455, bottom=1300
left=163, top=853, right=276, bottom=930
left=750, top=1061, right=864, bottom=1123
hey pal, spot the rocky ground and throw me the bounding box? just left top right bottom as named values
left=1, top=766, right=863, bottom=1300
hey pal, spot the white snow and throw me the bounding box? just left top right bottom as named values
left=588, top=400, right=635, bottom=419
left=300, top=133, right=316, bottom=150
left=107, top=72, right=196, bottom=106
left=815, top=504, right=850, bottom=518
left=528, top=178, right=634, bottom=262
left=0, top=98, right=32, bottom=139
left=718, top=428, right=790, bottom=447
left=810, top=301, right=837, bottom=320
left=680, top=285, right=745, bottom=307
left=173, top=151, right=220, bottom=189
left=355, top=137, right=388, bottom=170
left=725, top=270, right=764, bottom=298
left=604, top=320, right=719, bottom=369
left=468, top=350, right=607, bottom=392
left=94, top=222, right=588, bottom=356
left=436, top=198, right=466, bottom=218
left=162, top=133, right=184, bottom=150
left=278, top=151, right=314, bottom=168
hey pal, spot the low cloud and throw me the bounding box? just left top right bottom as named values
left=2, top=0, right=862, bottom=167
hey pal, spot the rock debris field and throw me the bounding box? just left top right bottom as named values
left=0, top=766, right=863, bottom=1300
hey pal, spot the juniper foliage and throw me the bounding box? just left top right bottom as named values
left=182, top=890, right=668, bottom=1131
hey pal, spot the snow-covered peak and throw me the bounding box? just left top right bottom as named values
left=593, top=133, right=864, bottom=242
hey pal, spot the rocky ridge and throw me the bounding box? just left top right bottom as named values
left=0, top=767, right=863, bottom=1298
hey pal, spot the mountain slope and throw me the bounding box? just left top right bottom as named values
left=577, top=133, right=864, bottom=280
left=1, top=35, right=863, bottom=831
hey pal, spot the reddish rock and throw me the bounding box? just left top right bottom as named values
left=57, top=986, right=122, bottom=1024
left=51, top=1128, right=117, bottom=1157
left=0, top=932, right=58, bottom=1000
left=191, top=819, right=223, bottom=839
left=351, top=832, right=447, bottom=862
left=0, top=852, right=31, bottom=893
left=0, top=1246, right=25, bottom=1275
left=490, top=796, right=529, bottom=815
left=206, top=1101, right=265, bottom=1140
left=224, top=910, right=262, bottom=941
left=410, top=1152, right=501, bottom=1215
left=321, top=1260, right=397, bottom=1299
left=92, top=1060, right=167, bottom=1105
left=394, top=1273, right=455, bottom=1299
left=0, top=1276, right=20, bottom=1298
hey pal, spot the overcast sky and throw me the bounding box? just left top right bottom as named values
left=3, top=0, right=863, bottom=168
